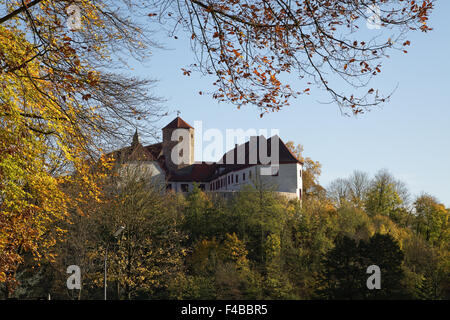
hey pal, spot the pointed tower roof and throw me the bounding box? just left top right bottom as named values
left=131, top=129, right=140, bottom=148
left=163, top=116, right=193, bottom=130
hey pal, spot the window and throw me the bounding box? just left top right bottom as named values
left=166, top=183, right=172, bottom=190
left=228, top=176, right=230, bottom=184
left=299, top=170, right=302, bottom=178
left=181, top=184, right=189, bottom=192
left=249, top=170, right=252, bottom=179
left=299, top=189, right=302, bottom=200
left=232, top=175, right=234, bottom=183
left=236, top=175, right=238, bottom=183
left=243, top=173, right=245, bottom=181
left=199, top=184, right=205, bottom=191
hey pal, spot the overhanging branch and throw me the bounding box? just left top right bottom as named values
left=0, top=0, right=44, bottom=25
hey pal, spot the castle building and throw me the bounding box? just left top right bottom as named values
left=110, top=117, right=303, bottom=200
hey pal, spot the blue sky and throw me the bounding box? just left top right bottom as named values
left=131, top=1, right=450, bottom=206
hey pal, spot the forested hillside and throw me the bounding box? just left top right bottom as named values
left=3, top=163, right=448, bottom=300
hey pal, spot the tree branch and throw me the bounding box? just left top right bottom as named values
left=0, top=0, right=44, bottom=25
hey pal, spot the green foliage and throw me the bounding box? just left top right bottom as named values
left=317, top=234, right=408, bottom=299
left=360, top=234, right=407, bottom=299
left=7, top=169, right=449, bottom=300
left=335, top=206, right=372, bottom=241
left=403, top=234, right=450, bottom=299
left=167, top=274, right=216, bottom=300
left=365, top=177, right=403, bottom=218
left=414, top=194, right=449, bottom=247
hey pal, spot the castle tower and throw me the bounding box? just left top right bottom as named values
left=162, top=116, right=194, bottom=172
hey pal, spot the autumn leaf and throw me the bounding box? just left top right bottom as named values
left=181, top=68, right=191, bottom=76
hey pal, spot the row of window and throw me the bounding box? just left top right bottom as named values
left=166, top=168, right=302, bottom=193
left=210, top=169, right=254, bottom=191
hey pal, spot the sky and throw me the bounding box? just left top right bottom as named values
left=129, top=1, right=450, bottom=207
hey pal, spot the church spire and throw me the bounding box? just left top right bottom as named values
left=131, top=129, right=139, bottom=148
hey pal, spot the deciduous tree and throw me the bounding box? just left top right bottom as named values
left=154, top=0, right=434, bottom=114
left=0, top=0, right=164, bottom=287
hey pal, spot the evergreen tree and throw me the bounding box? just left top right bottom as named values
left=317, top=234, right=408, bottom=299
left=316, top=236, right=366, bottom=299
left=359, top=234, right=407, bottom=299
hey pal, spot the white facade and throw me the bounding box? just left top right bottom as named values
left=205, top=164, right=302, bottom=200
left=165, top=163, right=303, bottom=200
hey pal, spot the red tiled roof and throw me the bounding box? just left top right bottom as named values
left=218, top=135, right=302, bottom=166
left=167, top=136, right=301, bottom=182
left=106, top=142, right=162, bottom=165
left=162, top=117, right=193, bottom=130
left=167, top=162, right=217, bottom=182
